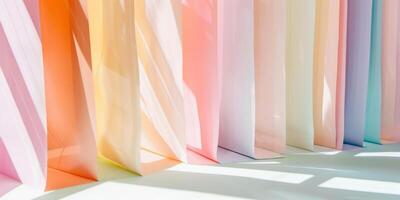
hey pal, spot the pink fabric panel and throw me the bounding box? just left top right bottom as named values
left=183, top=0, right=220, bottom=161
left=0, top=27, right=46, bottom=175
left=218, top=0, right=255, bottom=157
left=0, top=24, right=46, bottom=190
left=382, top=0, right=400, bottom=141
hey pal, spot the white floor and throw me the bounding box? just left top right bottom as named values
left=2, top=142, right=400, bottom=200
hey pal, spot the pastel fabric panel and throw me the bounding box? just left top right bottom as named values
left=344, top=0, right=373, bottom=146
left=286, top=0, right=315, bottom=151
left=135, top=0, right=186, bottom=162
left=254, top=0, right=286, bottom=154
left=365, top=0, right=382, bottom=144
left=218, top=0, right=256, bottom=157
left=183, top=0, right=220, bottom=161
left=381, top=0, right=400, bottom=141
left=88, top=0, right=141, bottom=173
left=335, top=0, right=348, bottom=149
left=40, top=0, right=97, bottom=190
left=0, top=0, right=46, bottom=190
left=313, top=0, right=341, bottom=149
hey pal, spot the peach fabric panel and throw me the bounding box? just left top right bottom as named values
left=313, top=0, right=340, bottom=149
left=382, top=0, right=400, bottom=141
left=135, top=0, right=186, bottom=162
left=88, top=0, right=141, bottom=173
left=254, top=0, right=286, bottom=154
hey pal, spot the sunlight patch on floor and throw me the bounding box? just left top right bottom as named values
left=67, top=182, right=251, bottom=200
left=167, top=164, right=313, bottom=184
left=354, top=152, right=400, bottom=158
left=319, top=177, right=400, bottom=195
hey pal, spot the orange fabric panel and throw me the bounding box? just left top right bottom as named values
left=40, top=0, right=97, bottom=190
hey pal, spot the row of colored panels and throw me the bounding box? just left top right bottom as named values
left=0, top=0, right=399, bottom=193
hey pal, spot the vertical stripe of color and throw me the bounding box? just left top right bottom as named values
left=254, top=0, right=286, bottom=154
left=88, top=0, right=141, bottom=173
left=218, top=0, right=255, bottom=158
left=286, top=0, right=315, bottom=151
left=183, top=0, right=220, bottom=161
left=344, top=0, right=373, bottom=146
left=365, top=0, right=382, bottom=144
left=381, top=0, right=400, bottom=141
left=313, top=0, right=341, bottom=149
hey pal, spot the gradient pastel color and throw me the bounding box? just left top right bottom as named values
left=1, top=0, right=400, bottom=196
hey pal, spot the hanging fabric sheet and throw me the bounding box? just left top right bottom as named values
left=286, top=0, right=316, bottom=151
left=254, top=0, right=286, bottom=154
left=0, top=0, right=46, bottom=191
left=219, top=0, right=285, bottom=159
left=183, top=0, right=222, bottom=162
left=0, top=0, right=98, bottom=191
left=313, top=0, right=347, bottom=149
left=344, top=0, right=373, bottom=147
left=365, top=0, right=383, bottom=144
left=88, top=0, right=142, bottom=173
left=89, top=0, right=185, bottom=174
left=218, top=0, right=256, bottom=157
left=40, top=0, right=98, bottom=190
left=381, top=0, right=400, bottom=142
left=135, top=0, right=187, bottom=162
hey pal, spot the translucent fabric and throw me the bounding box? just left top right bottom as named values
left=0, top=0, right=46, bottom=190
left=135, top=0, right=187, bottom=163
left=183, top=0, right=221, bottom=162
left=365, top=0, right=383, bottom=144
left=88, top=0, right=187, bottom=174
left=286, top=0, right=316, bottom=150
left=2, top=1, right=400, bottom=195
left=254, top=0, right=287, bottom=154
left=313, top=0, right=347, bottom=149
left=381, top=0, right=400, bottom=142
left=218, top=0, right=256, bottom=157
left=335, top=0, right=348, bottom=150
left=40, top=0, right=97, bottom=190
left=344, top=0, right=373, bottom=147
left=218, top=0, right=285, bottom=158
left=88, top=0, right=141, bottom=173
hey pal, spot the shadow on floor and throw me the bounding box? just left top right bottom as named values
left=27, top=143, right=400, bottom=200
